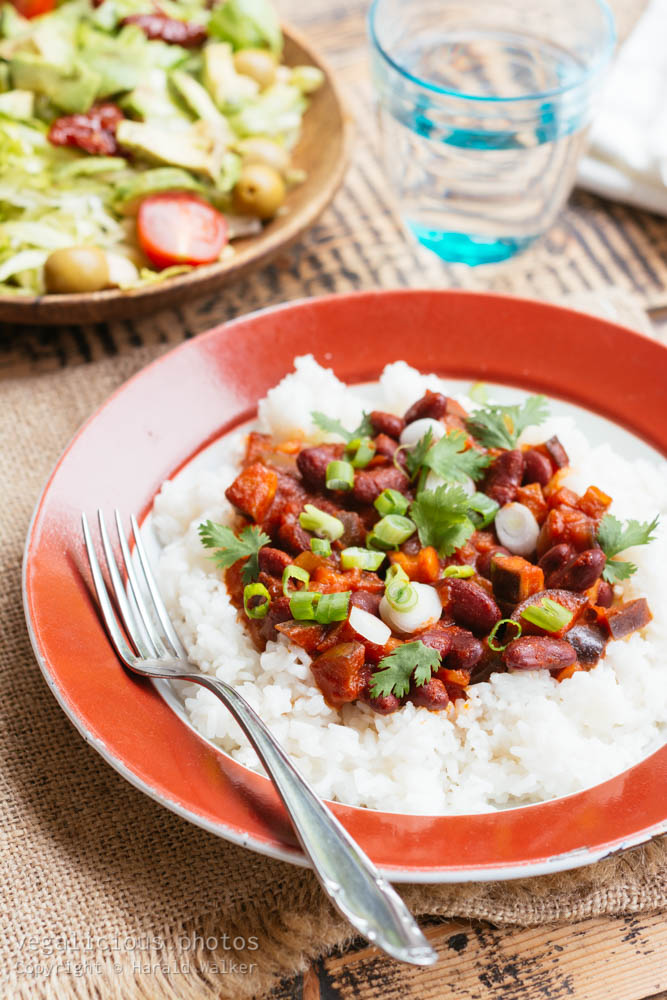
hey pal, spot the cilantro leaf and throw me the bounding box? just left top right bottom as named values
left=198, top=520, right=271, bottom=584
left=466, top=395, right=549, bottom=449
left=596, top=513, right=659, bottom=584
left=311, top=410, right=374, bottom=443
left=370, top=641, right=441, bottom=699
left=410, top=484, right=475, bottom=556
left=404, top=427, right=433, bottom=479
left=423, top=429, right=491, bottom=483
left=602, top=559, right=637, bottom=585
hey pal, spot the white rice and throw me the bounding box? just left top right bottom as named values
left=152, top=357, right=667, bottom=815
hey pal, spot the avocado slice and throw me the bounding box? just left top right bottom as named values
left=121, top=67, right=190, bottom=123
left=116, top=118, right=223, bottom=179
left=202, top=42, right=257, bottom=111
left=0, top=87, right=33, bottom=118
left=170, top=68, right=234, bottom=145
left=10, top=53, right=100, bottom=113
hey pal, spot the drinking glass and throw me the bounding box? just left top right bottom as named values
left=368, top=0, right=615, bottom=265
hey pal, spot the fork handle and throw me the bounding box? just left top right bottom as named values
left=178, top=670, right=436, bottom=966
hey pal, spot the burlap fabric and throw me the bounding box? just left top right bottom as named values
left=1, top=297, right=666, bottom=1000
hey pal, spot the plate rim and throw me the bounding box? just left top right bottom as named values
left=22, top=288, right=667, bottom=882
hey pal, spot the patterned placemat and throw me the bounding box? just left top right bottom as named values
left=0, top=0, right=665, bottom=377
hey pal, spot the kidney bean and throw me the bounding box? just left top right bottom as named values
left=444, top=627, right=484, bottom=672
left=606, top=598, right=652, bottom=639
left=353, top=465, right=409, bottom=504
left=366, top=692, right=403, bottom=715
left=503, top=636, right=577, bottom=672
left=437, top=578, right=502, bottom=636
left=476, top=545, right=511, bottom=579
left=544, top=435, right=569, bottom=470
left=258, top=546, right=292, bottom=578
left=373, top=433, right=400, bottom=459
left=522, top=449, right=552, bottom=486
left=596, top=580, right=613, bottom=608
left=415, top=622, right=453, bottom=657
left=350, top=590, right=382, bottom=615
left=548, top=548, right=606, bottom=592
left=121, top=12, right=207, bottom=45
left=410, top=677, right=450, bottom=710
left=370, top=410, right=405, bottom=438
left=404, top=390, right=449, bottom=423
left=538, top=543, right=574, bottom=581
left=482, top=449, right=525, bottom=506
left=296, top=444, right=344, bottom=490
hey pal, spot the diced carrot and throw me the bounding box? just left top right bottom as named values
left=537, top=507, right=595, bottom=557
left=312, top=566, right=361, bottom=593
left=389, top=546, right=440, bottom=583
left=542, top=468, right=570, bottom=498
left=437, top=667, right=470, bottom=687
left=225, top=462, right=278, bottom=522
left=555, top=662, right=584, bottom=682
left=578, top=485, right=612, bottom=520
left=294, top=550, right=328, bottom=574
left=490, top=553, right=544, bottom=602
left=547, top=486, right=580, bottom=510
left=515, top=483, right=549, bottom=524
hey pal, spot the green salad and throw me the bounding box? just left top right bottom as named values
left=0, top=0, right=323, bottom=295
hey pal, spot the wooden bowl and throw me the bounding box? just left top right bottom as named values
left=0, top=27, right=352, bottom=325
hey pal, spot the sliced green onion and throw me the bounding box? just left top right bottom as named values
left=243, top=582, right=271, bottom=619
left=282, top=564, right=310, bottom=598
left=488, top=618, right=522, bottom=652
left=315, top=591, right=351, bottom=623
left=299, top=503, right=344, bottom=541
left=340, top=547, right=386, bottom=571
left=290, top=590, right=321, bottom=620
left=326, top=459, right=354, bottom=491
left=385, top=563, right=409, bottom=586
left=467, top=492, right=500, bottom=529
left=374, top=488, right=410, bottom=517
left=367, top=514, right=416, bottom=551
left=385, top=576, right=418, bottom=612
left=346, top=436, right=376, bottom=468
left=311, top=537, right=332, bottom=557
left=443, top=564, right=475, bottom=579
left=521, top=598, right=573, bottom=632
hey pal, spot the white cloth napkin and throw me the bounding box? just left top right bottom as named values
left=577, top=0, right=667, bottom=216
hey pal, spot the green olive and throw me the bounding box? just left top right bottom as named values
left=233, top=163, right=286, bottom=219
left=233, top=48, right=277, bottom=89
left=238, top=137, right=290, bottom=175
left=44, top=246, right=109, bottom=294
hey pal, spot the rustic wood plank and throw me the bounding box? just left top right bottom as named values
left=276, top=912, right=667, bottom=1000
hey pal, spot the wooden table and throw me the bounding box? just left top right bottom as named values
left=270, top=913, right=667, bottom=999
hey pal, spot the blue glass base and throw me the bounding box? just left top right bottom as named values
left=408, top=223, right=537, bottom=265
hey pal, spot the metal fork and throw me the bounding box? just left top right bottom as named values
left=81, top=510, right=437, bottom=967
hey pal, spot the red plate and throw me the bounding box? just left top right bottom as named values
left=23, top=290, right=667, bottom=881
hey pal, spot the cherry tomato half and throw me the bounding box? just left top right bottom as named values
left=136, top=193, right=228, bottom=270
left=12, top=0, right=55, bottom=16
